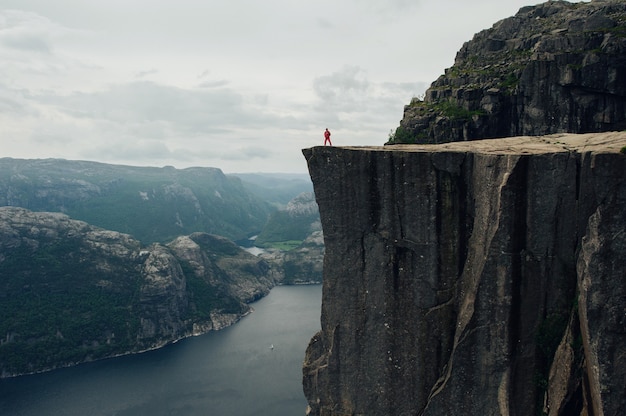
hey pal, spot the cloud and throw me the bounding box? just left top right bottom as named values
left=1, top=0, right=552, bottom=173
left=221, top=145, right=274, bottom=161
left=313, top=66, right=370, bottom=110
left=135, top=69, right=159, bottom=78
left=1, top=32, right=51, bottom=53
left=197, top=69, right=211, bottom=79
left=315, top=17, right=334, bottom=29
left=0, top=83, right=32, bottom=115
left=197, top=80, right=230, bottom=89
left=0, top=9, right=102, bottom=96
left=2, top=74, right=323, bottom=170
left=0, top=10, right=51, bottom=52
left=351, top=0, right=421, bottom=20
left=310, top=66, right=423, bottom=125
left=0, top=9, right=86, bottom=54
left=45, top=81, right=246, bottom=131
left=82, top=138, right=175, bottom=161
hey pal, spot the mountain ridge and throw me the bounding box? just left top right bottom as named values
left=0, top=206, right=280, bottom=378
left=0, top=157, right=273, bottom=244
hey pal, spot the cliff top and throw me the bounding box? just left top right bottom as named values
left=346, top=131, right=626, bottom=155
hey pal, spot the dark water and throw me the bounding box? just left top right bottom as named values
left=0, top=285, right=322, bottom=416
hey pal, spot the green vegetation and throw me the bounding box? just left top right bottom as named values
left=0, top=160, right=316, bottom=376
left=66, top=171, right=271, bottom=244
left=255, top=209, right=319, bottom=250
left=0, top=239, right=142, bottom=375
left=432, top=101, right=485, bottom=121
left=0, top=159, right=274, bottom=245
left=533, top=311, right=570, bottom=412
left=406, top=98, right=486, bottom=122
left=594, top=22, right=626, bottom=38
left=501, top=73, right=519, bottom=91
left=388, top=97, right=488, bottom=145
left=448, top=48, right=531, bottom=82
left=536, top=313, right=568, bottom=366
left=191, top=233, right=242, bottom=256
left=620, top=146, right=626, bottom=154
left=387, top=126, right=416, bottom=144
left=0, top=226, right=270, bottom=376
left=181, top=261, right=243, bottom=320
left=230, top=173, right=313, bottom=208
left=264, top=240, right=303, bottom=251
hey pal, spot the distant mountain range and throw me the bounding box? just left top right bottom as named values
left=0, top=158, right=276, bottom=244
left=0, top=158, right=321, bottom=377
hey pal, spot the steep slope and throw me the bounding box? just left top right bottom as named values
left=0, top=207, right=278, bottom=377
left=389, top=1, right=626, bottom=145
left=302, top=132, right=625, bottom=416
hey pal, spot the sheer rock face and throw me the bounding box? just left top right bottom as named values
left=393, top=1, right=626, bottom=144
left=302, top=132, right=626, bottom=416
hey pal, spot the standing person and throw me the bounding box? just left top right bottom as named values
left=324, top=128, right=332, bottom=146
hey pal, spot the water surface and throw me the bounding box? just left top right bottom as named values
left=0, top=285, right=321, bottom=416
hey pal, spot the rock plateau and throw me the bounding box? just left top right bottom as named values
left=302, top=132, right=626, bottom=416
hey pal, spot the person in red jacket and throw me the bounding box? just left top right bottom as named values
left=324, top=128, right=332, bottom=146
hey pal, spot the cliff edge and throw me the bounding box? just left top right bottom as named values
left=302, top=132, right=625, bottom=415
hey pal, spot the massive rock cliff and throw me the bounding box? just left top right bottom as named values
left=389, top=1, right=626, bottom=145
left=302, top=132, right=625, bottom=416
left=0, top=207, right=278, bottom=377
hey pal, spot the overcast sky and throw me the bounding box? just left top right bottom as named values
left=1, top=0, right=586, bottom=173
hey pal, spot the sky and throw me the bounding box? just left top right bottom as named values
left=0, top=0, right=587, bottom=173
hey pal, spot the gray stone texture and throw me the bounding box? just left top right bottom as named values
left=394, top=1, right=626, bottom=145
left=302, top=132, right=626, bottom=416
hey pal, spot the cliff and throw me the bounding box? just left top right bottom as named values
left=389, top=1, right=626, bottom=144
left=0, top=207, right=278, bottom=377
left=302, top=132, right=625, bottom=415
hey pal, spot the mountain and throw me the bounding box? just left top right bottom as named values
left=0, top=159, right=323, bottom=376
left=255, top=192, right=321, bottom=249
left=254, top=192, right=324, bottom=284
left=0, top=207, right=279, bottom=377
left=0, top=158, right=273, bottom=244
left=229, top=172, right=313, bottom=209
left=388, top=0, right=626, bottom=145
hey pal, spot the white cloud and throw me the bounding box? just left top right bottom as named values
left=313, top=66, right=370, bottom=106
left=0, top=10, right=54, bottom=52
left=0, top=0, right=586, bottom=173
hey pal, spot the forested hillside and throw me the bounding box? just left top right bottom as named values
left=0, top=158, right=273, bottom=244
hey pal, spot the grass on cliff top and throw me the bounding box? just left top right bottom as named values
left=261, top=240, right=303, bottom=251
left=404, top=98, right=485, bottom=121
left=388, top=99, right=486, bottom=145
